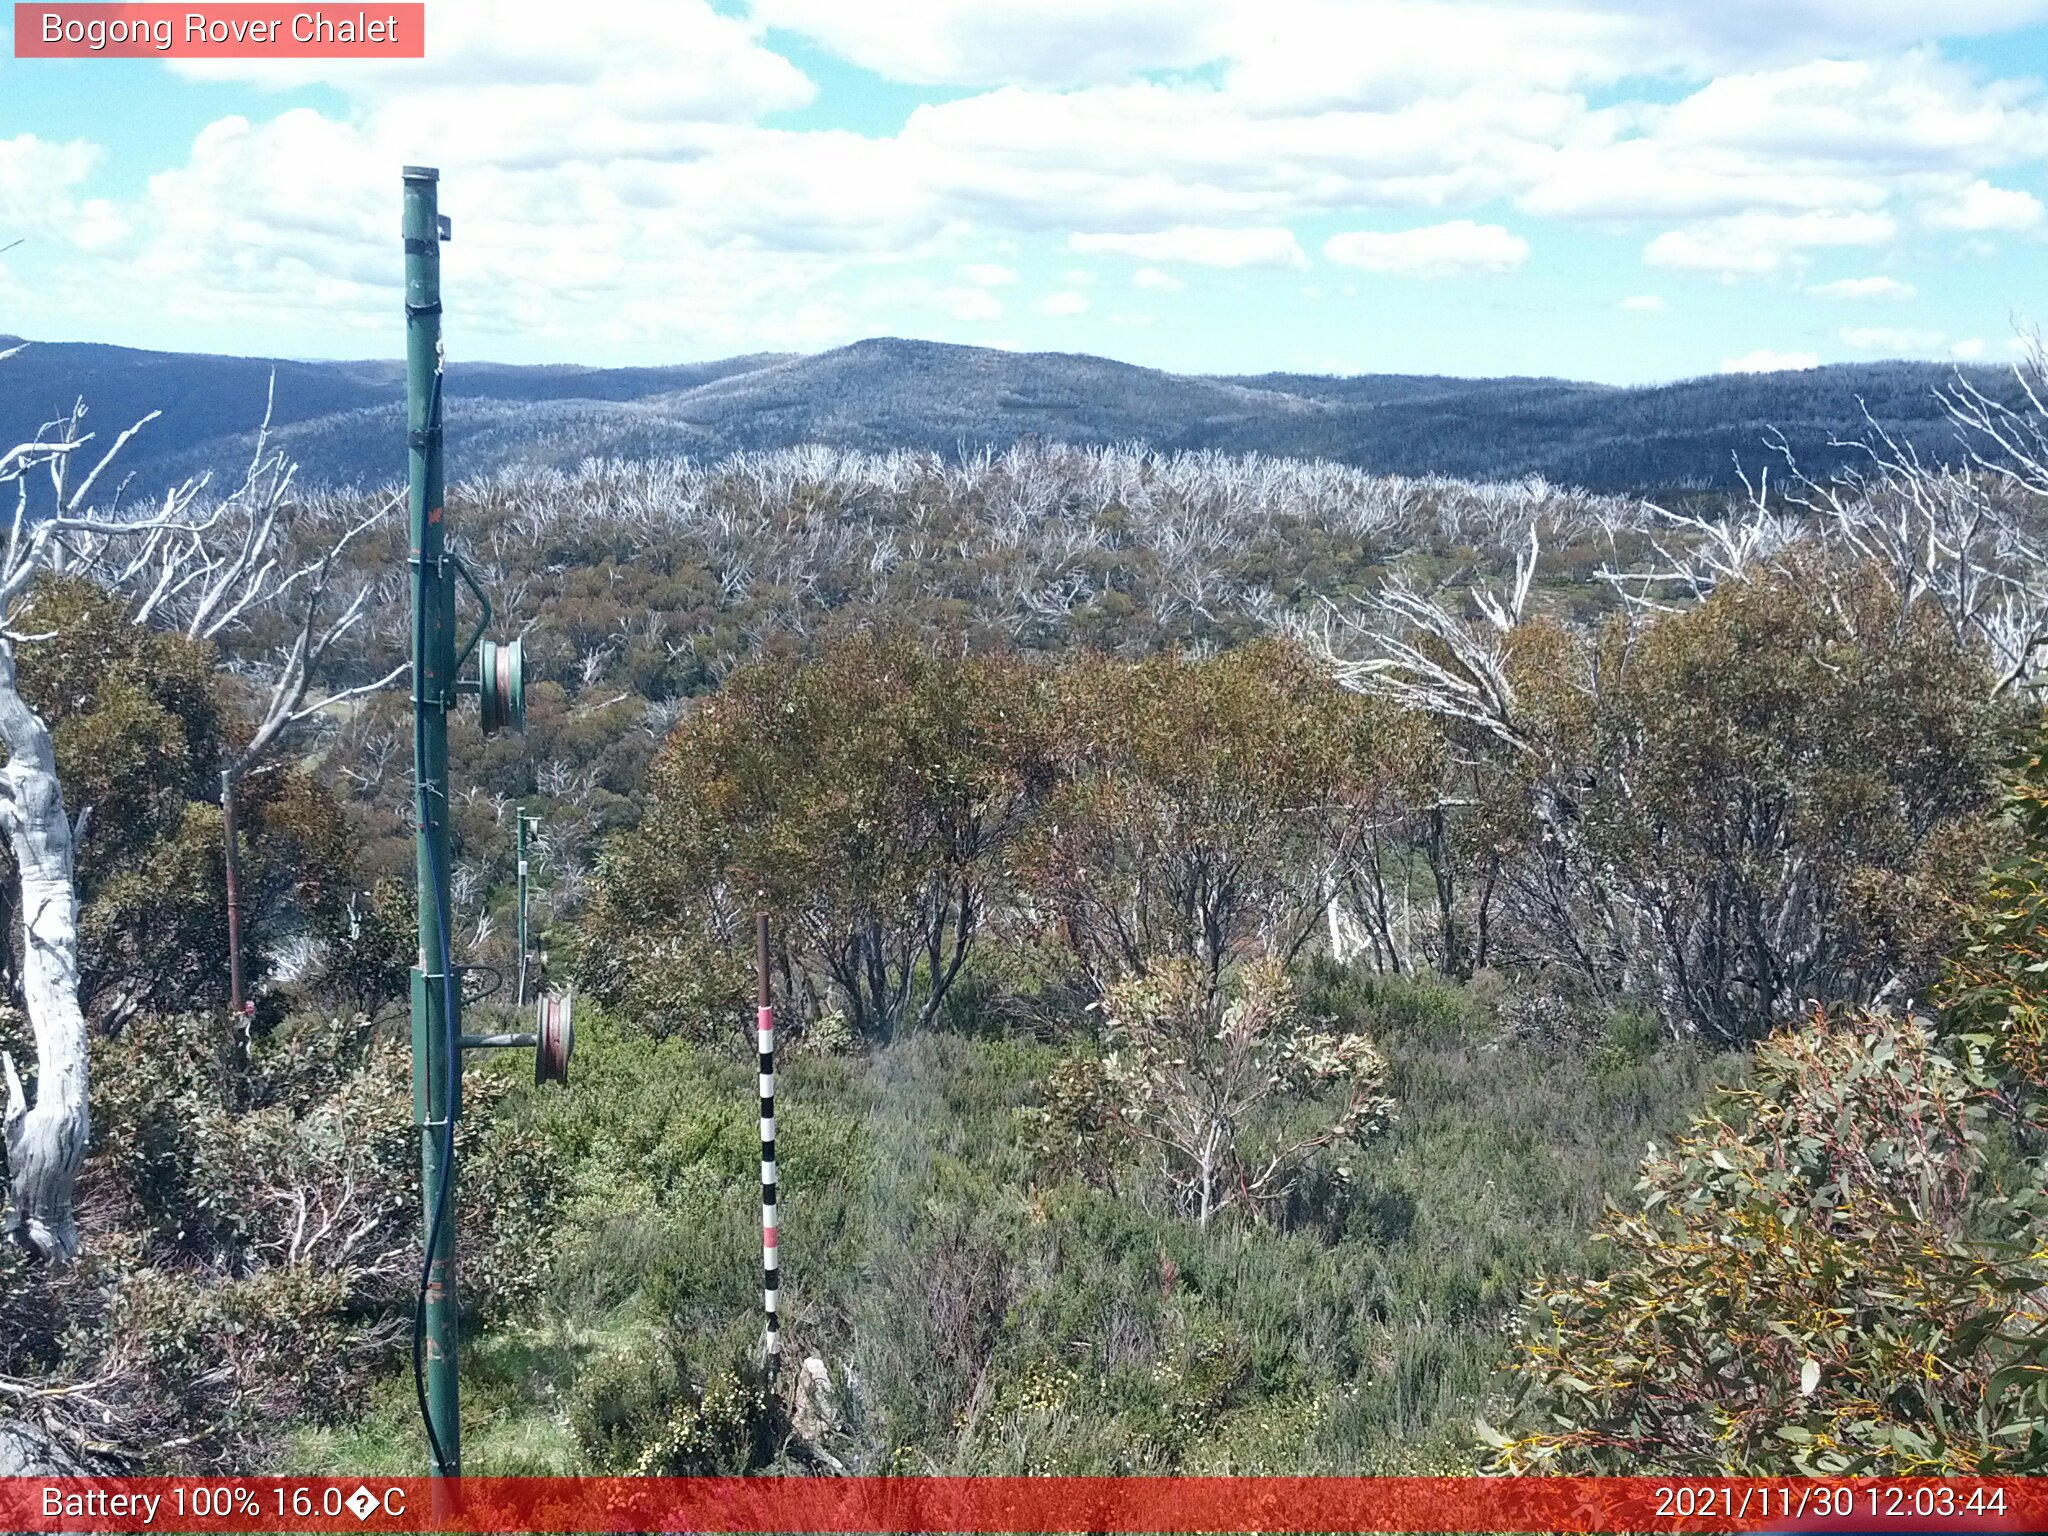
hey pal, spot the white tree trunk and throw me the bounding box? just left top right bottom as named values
left=1196, top=1125, right=1219, bottom=1229
left=0, top=642, right=87, bottom=1266
left=1324, top=870, right=1374, bottom=967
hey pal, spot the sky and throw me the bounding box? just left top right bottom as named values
left=2, top=0, right=2047, bottom=383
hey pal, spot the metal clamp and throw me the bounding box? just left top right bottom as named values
left=446, top=550, right=493, bottom=681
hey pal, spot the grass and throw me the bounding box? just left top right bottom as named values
left=293, top=964, right=1738, bottom=1477
left=291, top=1317, right=626, bottom=1476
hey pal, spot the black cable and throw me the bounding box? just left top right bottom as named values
left=410, top=802, right=459, bottom=1475
left=409, top=365, right=460, bottom=1478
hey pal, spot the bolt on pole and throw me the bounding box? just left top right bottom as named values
left=404, top=162, right=461, bottom=1479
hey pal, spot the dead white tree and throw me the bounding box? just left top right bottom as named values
left=1313, top=343, right=2048, bottom=1033
left=1, top=368, right=401, bottom=1262
left=66, top=381, right=404, bottom=1011
left=73, top=378, right=407, bottom=773
left=1316, top=523, right=1539, bottom=753
left=1304, top=529, right=1546, bottom=979
left=1599, top=340, right=2048, bottom=694
left=0, top=398, right=216, bottom=1263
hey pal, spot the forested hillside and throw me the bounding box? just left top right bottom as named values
left=4, top=341, right=2048, bottom=1479
left=1, top=334, right=2027, bottom=498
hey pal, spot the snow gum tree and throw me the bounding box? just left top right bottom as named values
left=1033, top=955, right=1396, bottom=1228
left=0, top=368, right=394, bottom=1264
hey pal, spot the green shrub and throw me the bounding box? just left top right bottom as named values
left=1488, top=1008, right=2048, bottom=1474
left=1576, top=557, right=2015, bottom=1042
left=578, top=630, right=1047, bottom=1043
left=1026, top=955, right=1394, bottom=1228
left=569, top=1331, right=775, bottom=1475
left=1, top=1009, right=563, bottom=1470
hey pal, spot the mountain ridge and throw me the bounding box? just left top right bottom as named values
left=0, top=333, right=2014, bottom=497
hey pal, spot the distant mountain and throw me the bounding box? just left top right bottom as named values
left=0, top=334, right=2018, bottom=497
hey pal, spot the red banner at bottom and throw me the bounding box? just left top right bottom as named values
left=7, top=1476, right=2048, bottom=1533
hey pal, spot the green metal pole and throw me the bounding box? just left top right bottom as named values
left=404, top=163, right=461, bottom=1479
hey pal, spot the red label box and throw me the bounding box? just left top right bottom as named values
left=14, top=3, right=425, bottom=57
left=3, top=1476, right=2047, bottom=1533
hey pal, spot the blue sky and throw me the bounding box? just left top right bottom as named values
left=3, top=0, right=2047, bottom=383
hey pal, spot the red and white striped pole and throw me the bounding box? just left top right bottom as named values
left=756, top=912, right=779, bottom=1362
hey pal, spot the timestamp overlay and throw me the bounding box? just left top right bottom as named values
left=1, top=1477, right=2043, bottom=1533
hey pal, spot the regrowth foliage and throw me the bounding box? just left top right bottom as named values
left=1032, top=956, right=1394, bottom=1228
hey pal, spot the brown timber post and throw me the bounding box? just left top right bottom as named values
left=222, top=768, right=246, bottom=1019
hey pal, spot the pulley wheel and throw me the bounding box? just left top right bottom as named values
left=536, top=989, right=573, bottom=1086
left=479, top=636, right=525, bottom=735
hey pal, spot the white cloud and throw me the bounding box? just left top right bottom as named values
left=1323, top=220, right=1528, bottom=277
left=1923, top=178, right=2046, bottom=230
left=878, top=45, right=2048, bottom=257
left=73, top=1, right=967, bottom=350
left=898, top=80, right=1573, bottom=234
left=938, top=285, right=1003, bottom=321
left=70, top=199, right=131, bottom=252
left=0, top=132, right=97, bottom=192
left=750, top=0, right=1230, bottom=88
left=35, top=0, right=2048, bottom=359
left=1952, top=337, right=1989, bottom=359
left=1218, top=1, right=2048, bottom=113
left=1216, top=2, right=1638, bottom=107
left=1722, top=348, right=1821, bottom=373
left=1840, top=325, right=1948, bottom=351
left=754, top=0, right=2048, bottom=100
left=133, top=111, right=386, bottom=284
left=174, top=0, right=814, bottom=132
left=1517, top=52, right=2047, bottom=229
left=1619, top=294, right=1666, bottom=311
left=1037, top=290, right=1091, bottom=316
left=89, top=109, right=898, bottom=352
left=1645, top=210, right=1895, bottom=275
left=1208, top=2, right=1997, bottom=117
left=1519, top=141, right=1887, bottom=225
left=1806, top=275, right=1917, bottom=299
left=1655, top=56, right=2042, bottom=171
left=0, top=133, right=106, bottom=243
left=1068, top=226, right=1308, bottom=269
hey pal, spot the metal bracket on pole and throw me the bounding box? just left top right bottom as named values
left=447, top=550, right=492, bottom=680
left=459, top=1031, right=538, bottom=1050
